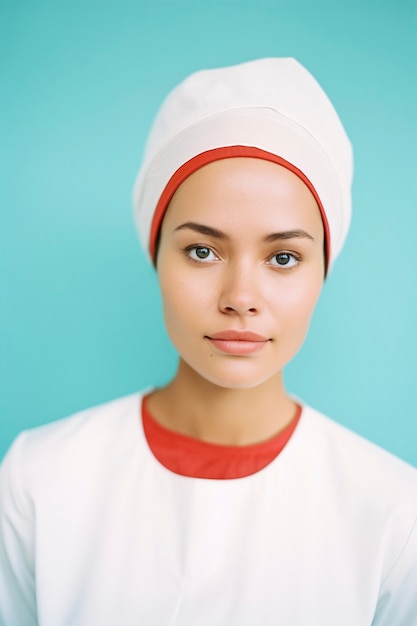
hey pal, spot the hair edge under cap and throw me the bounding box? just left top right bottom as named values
left=149, top=146, right=331, bottom=273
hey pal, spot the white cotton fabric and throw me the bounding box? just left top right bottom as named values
left=1, top=392, right=417, bottom=626
left=133, top=58, right=353, bottom=268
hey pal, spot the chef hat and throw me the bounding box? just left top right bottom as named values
left=133, top=57, right=353, bottom=271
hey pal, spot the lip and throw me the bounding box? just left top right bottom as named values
left=208, top=330, right=269, bottom=341
left=206, top=330, right=270, bottom=355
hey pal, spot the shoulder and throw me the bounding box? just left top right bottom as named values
left=29, top=391, right=142, bottom=439
left=300, top=404, right=417, bottom=492
left=298, top=404, right=417, bottom=507
left=298, top=404, right=417, bottom=584
left=0, top=392, right=146, bottom=497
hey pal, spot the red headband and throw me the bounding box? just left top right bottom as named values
left=149, top=146, right=331, bottom=271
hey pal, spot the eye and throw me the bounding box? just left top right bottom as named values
left=267, top=252, right=299, bottom=268
left=186, top=246, right=218, bottom=262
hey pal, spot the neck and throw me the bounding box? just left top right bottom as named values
left=146, top=360, right=297, bottom=446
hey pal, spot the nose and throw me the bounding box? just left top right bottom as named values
left=218, top=261, right=260, bottom=316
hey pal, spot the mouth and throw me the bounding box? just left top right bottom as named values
left=205, top=330, right=270, bottom=355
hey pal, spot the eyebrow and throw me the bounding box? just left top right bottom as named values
left=174, top=222, right=229, bottom=240
left=264, top=229, right=315, bottom=243
left=174, top=222, right=314, bottom=242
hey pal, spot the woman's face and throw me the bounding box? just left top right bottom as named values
left=156, top=157, right=325, bottom=389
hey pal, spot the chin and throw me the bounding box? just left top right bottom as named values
left=190, top=361, right=284, bottom=391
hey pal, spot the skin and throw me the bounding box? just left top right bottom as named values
left=146, top=157, right=325, bottom=446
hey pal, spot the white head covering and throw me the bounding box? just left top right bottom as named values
left=133, top=57, right=353, bottom=270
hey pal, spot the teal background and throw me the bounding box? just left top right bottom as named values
left=1, top=0, right=416, bottom=465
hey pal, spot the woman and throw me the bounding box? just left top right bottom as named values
left=1, top=58, right=416, bottom=625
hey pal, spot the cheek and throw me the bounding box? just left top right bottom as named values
left=295, top=280, right=322, bottom=316
left=158, top=273, right=204, bottom=336
left=275, top=276, right=322, bottom=340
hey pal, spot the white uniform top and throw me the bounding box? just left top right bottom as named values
left=1, top=392, right=416, bottom=626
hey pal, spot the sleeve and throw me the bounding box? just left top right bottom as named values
left=372, top=516, right=417, bottom=626
left=0, top=434, right=38, bottom=626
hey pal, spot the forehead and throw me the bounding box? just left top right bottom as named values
left=161, top=157, right=324, bottom=238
